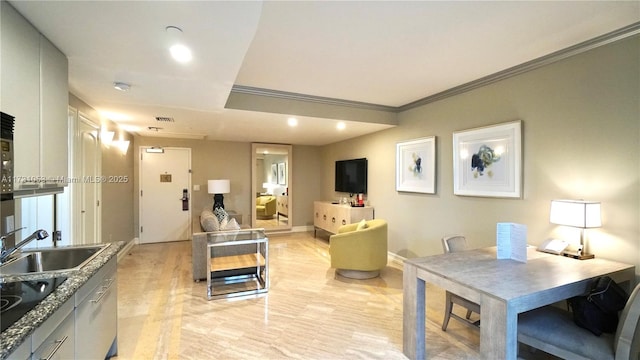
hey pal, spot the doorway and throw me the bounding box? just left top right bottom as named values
left=251, top=143, right=292, bottom=231
left=139, top=147, right=191, bottom=243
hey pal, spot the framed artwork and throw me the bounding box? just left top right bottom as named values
left=271, top=163, right=277, bottom=184
left=396, top=136, right=436, bottom=194
left=453, top=120, right=522, bottom=198
left=277, top=162, right=286, bottom=185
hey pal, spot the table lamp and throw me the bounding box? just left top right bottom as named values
left=208, top=179, right=230, bottom=210
left=549, top=199, right=601, bottom=260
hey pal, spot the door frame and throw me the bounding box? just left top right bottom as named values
left=74, top=112, right=101, bottom=245
left=138, top=146, right=192, bottom=244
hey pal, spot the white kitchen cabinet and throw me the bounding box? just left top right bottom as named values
left=0, top=2, right=68, bottom=191
left=39, top=35, right=69, bottom=183
left=75, top=256, right=118, bottom=359
left=0, top=1, right=40, bottom=187
left=313, top=201, right=374, bottom=235
left=31, top=297, right=75, bottom=360
left=32, top=311, right=75, bottom=360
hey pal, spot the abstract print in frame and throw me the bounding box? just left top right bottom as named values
left=396, top=136, right=436, bottom=194
left=453, top=120, right=522, bottom=198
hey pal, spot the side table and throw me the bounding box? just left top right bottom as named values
left=206, top=228, right=268, bottom=300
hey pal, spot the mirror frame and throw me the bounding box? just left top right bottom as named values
left=251, top=143, right=292, bottom=231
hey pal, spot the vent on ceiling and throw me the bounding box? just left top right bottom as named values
left=148, top=126, right=162, bottom=132
left=155, top=116, right=175, bottom=122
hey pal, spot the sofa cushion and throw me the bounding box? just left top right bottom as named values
left=225, top=218, right=241, bottom=230
left=200, top=210, right=219, bottom=232
left=356, top=219, right=368, bottom=231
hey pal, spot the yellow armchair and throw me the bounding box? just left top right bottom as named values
left=256, top=195, right=276, bottom=218
left=329, top=219, right=388, bottom=279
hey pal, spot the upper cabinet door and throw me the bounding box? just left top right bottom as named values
left=40, top=35, right=69, bottom=182
left=0, top=2, right=69, bottom=190
left=1, top=1, right=41, bottom=187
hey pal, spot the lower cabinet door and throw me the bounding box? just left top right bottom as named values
left=32, top=312, right=74, bottom=360
left=75, top=270, right=117, bottom=358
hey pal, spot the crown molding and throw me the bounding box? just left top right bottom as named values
left=232, top=22, right=640, bottom=115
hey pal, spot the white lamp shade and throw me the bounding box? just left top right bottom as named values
left=208, top=179, right=230, bottom=194
left=550, top=200, right=601, bottom=228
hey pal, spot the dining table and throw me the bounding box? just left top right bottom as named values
left=402, top=246, right=636, bottom=359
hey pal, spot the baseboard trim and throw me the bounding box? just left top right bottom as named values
left=387, top=251, right=406, bottom=271
left=117, top=237, right=137, bottom=262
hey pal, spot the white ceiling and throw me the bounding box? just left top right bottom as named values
left=9, top=1, right=640, bottom=146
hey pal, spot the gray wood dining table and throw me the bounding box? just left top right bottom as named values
left=402, top=246, right=635, bottom=359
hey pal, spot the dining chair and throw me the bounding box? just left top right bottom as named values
left=441, top=235, right=481, bottom=331
left=518, top=282, right=640, bottom=360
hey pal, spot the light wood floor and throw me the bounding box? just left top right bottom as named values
left=113, top=231, right=554, bottom=359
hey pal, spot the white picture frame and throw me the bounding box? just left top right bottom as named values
left=396, top=136, right=436, bottom=194
left=453, top=120, right=522, bottom=198
left=277, top=162, right=286, bottom=185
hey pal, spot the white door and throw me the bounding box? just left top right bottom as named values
left=79, top=117, right=100, bottom=244
left=140, top=147, right=191, bottom=243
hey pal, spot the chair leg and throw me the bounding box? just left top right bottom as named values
left=442, top=292, right=453, bottom=331
left=465, top=309, right=473, bottom=319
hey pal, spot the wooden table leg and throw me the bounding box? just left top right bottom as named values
left=480, top=295, right=517, bottom=359
left=403, top=263, right=425, bottom=360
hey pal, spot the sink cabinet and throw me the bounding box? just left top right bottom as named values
left=75, top=256, right=117, bottom=358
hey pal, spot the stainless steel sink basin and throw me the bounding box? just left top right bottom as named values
left=0, top=245, right=108, bottom=275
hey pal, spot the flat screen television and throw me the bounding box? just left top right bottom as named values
left=335, top=158, right=367, bottom=194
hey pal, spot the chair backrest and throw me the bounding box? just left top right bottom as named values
left=441, top=235, right=467, bottom=254
left=614, top=282, right=640, bottom=359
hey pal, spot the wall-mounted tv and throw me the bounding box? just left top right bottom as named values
left=335, top=158, right=368, bottom=194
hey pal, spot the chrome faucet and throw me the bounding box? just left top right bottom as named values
left=0, top=229, right=48, bottom=263
left=0, top=227, right=26, bottom=258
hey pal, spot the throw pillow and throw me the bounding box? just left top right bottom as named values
left=214, top=207, right=228, bottom=224
left=224, top=218, right=241, bottom=230
left=356, top=219, right=368, bottom=231
left=200, top=210, right=219, bottom=232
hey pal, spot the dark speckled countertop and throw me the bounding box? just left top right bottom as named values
left=0, top=241, right=125, bottom=360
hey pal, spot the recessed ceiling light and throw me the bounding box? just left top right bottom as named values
left=170, top=44, right=192, bottom=63
left=113, top=82, right=131, bottom=91
left=337, top=122, right=346, bottom=130
left=287, top=117, right=298, bottom=127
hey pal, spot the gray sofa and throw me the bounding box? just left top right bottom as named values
left=191, top=216, right=254, bottom=282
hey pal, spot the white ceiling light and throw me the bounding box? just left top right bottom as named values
left=336, top=122, right=346, bottom=130
left=287, top=117, right=298, bottom=127
left=170, top=44, right=192, bottom=63
left=166, top=26, right=192, bottom=63
left=113, top=82, right=131, bottom=91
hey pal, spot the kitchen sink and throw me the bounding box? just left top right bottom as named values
left=0, top=245, right=108, bottom=275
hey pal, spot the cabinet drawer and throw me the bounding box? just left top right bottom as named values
left=31, top=298, right=73, bottom=350
left=75, top=257, right=116, bottom=306
left=32, top=310, right=74, bottom=360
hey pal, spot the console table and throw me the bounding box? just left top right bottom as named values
left=313, top=201, right=374, bottom=236
left=206, top=229, right=268, bottom=300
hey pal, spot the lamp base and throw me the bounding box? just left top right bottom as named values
left=213, top=194, right=225, bottom=211
left=562, top=252, right=595, bottom=260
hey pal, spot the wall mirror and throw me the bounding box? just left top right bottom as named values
left=251, top=143, right=292, bottom=231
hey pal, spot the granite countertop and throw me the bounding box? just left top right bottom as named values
left=0, top=241, right=125, bottom=360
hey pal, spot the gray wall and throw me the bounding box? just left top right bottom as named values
left=132, top=137, right=323, bottom=234
left=321, top=35, right=640, bottom=274
left=69, top=94, right=135, bottom=243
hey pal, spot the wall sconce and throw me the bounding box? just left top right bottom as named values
left=100, top=129, right=114, bottom=145
left=550, top=199, right=601, bottom=260
left=111, top=140, right=130, bottom=155
left=208, top=179, right=230, bottom=211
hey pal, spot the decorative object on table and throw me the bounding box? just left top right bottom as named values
left=277, top=162, right=286, bottom=185
left=208, top=179, right=230, bottom=210
left=453, top=120, right=522, bottom=198
left=396, top=136, right=436, bottom=194
left=549, top=199, right=601, bottom=260
left=496, top=222, right=527, bottom=262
